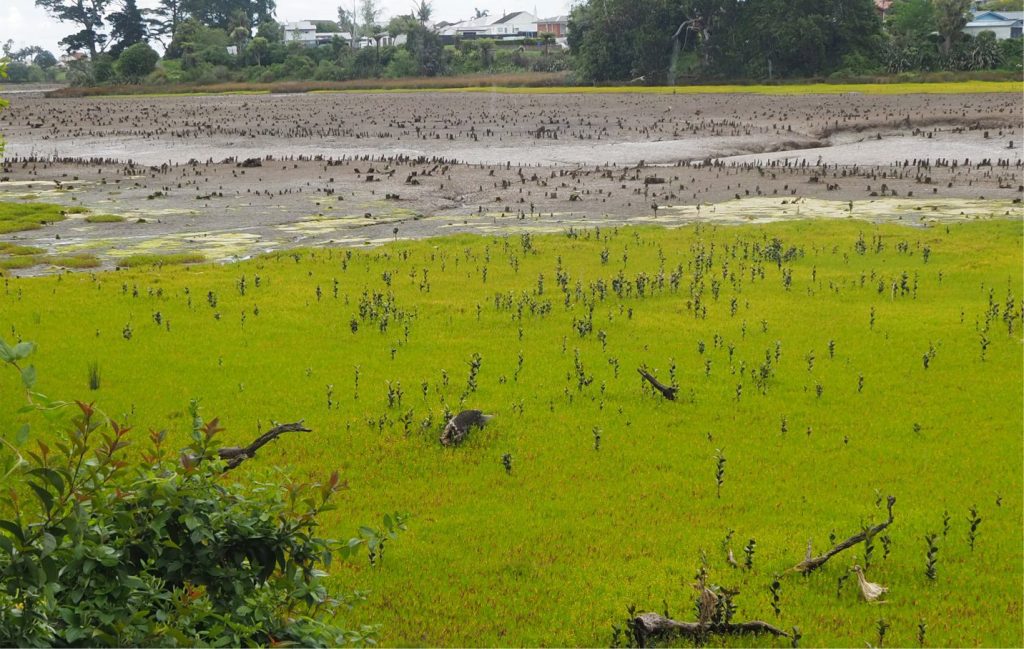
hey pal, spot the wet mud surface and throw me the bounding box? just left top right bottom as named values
left=1, top=89, right=1021, bottom=270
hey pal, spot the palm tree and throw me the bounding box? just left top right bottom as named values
left=540, top=31, right=555, bottom=55
left=477, top=38, right=495, bottom=68
left=413, top=0, right=432, bottom=22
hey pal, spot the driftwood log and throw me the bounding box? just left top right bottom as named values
left=637, top=367, right=677, bottom=400
left=791, top=495, right=896, bottom=574
left=216, top=421, right=311, bottom=470
left=632, top=612, right=789, bottom=645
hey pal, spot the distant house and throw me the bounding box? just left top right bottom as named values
left=371, top=33, right=407, bottom=48
left=488, top=11, right=538, bottom=38
left=964, top=10, right=1023, bottom=39
left=537, top=15, right=569, bottom=38
left=59, top=52, right=88, bottom=66
left=453, top=15, right=494, bottom=38
left=282, top=21, right=351, bottom=46
left=437, top=11, right=540, bottom=42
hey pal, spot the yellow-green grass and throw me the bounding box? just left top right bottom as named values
left=332, top=80, right=1024, bottom=95
left=0, top=201, right=76, bottom=233
left=84, top=213, right=126, bottom=223
left=0, top=242, right=44, bottom=256
left=47, top=253, right=101, bottom=269
left=0, top=220, right=1020, bottom=647
left=0, top=252, right=101, bottom=270
left=48, top=78, right=1022, bottom=99
left=117, top=252, right=206, bottom=267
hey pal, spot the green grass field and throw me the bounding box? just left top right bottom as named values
left=0, top=219, right=1021, bottom=646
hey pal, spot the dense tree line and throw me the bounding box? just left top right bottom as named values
left=15, top=0, right=567, bottom=85
left=12, top=0, right=1017, bottom=86
left=1, top=42, right=61, bottom=82
left=568, top=0, right=1023, bottom=82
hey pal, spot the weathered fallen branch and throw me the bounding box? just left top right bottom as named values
left=217, top=421, right=311, bottom=470
left=791, top=495, right=896, bottom=574
left=632, top=612, right=789, bottom=645
left=637, top=367, right=677, bottom=400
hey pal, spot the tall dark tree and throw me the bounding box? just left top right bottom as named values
left=733, top=0, right=881, bottom=77
left=569, top=0, right=683, bottom=83
left=886, top=0, right=937, bottom=41
left=108, top=0, right=148, bottom=57
left=934, top=0, right=971, bottom=54
left=672, top=0, right=740, bottom=72
left=570, top=0, right=881, bottom=82
left=359, top=0, right=382, bottom=36
left=400, top=20, right=447, bottom=75
left=150, top=0, right=188, bottom=46
left=183, top=0, right=275, bottom=32
left=413, top=0, right=432, bottom=22
left=33, top=50, right=59, bottom=68
left=35, top=0, right=110, bottom=58
left=337, top=7, right=355, bottom=33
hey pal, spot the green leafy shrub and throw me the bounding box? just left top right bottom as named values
left=0, top=341, right=378, bottom=647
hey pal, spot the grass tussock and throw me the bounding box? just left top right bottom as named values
left=117, top=252, right=206, bottom=268
left=46, top=253, right=101, bottom=269
left=0, top=242, right=44, bottom=256
left=84, top=214, right=126, bottom=224
left=0, top=252, right=101, bottom=271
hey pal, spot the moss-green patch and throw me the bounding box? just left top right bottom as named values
left=0, top=251, right=101, bottom=271
left=84, top=214, right=126, bottom=224
left=0, top=201, right=69, bottom=233
left=0, top=256, right=42, bottom=270
left=118, top=252, right=206, bottom=267
left=45, top=253, right=101, bottom=269
left=0, top=242, right=44, bottom=256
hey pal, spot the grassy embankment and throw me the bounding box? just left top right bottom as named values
left=0, top=218, right=1021, bottom=646
left=44, top=75, right=1024, bottom=98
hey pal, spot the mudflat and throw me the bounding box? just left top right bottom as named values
left=0, top=89, right=1021, bottom=269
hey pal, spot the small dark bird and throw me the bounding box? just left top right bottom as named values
left=440, top=410, right=493, bottom=446
left=637, top=367, right=677, bottom=400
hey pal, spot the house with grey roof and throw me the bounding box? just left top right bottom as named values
left=964, top=10, right=1023, bottom=39
left=488, top=11, right=539, bottom=38
left=538, top=15, right=569, bottom=38
left=436, top=10, right=539, bottom=42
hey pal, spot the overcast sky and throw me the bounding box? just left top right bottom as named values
left=2, top=0, right=574, bottom=56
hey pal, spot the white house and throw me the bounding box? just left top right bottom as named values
left=282, top=21, right=317, bottom=44
left=487, top=11, right=538, bottom=38
left=453, top=15, right=494, bottom=38
left=282, top=21, right=352, bottom=46
left=963, top=10, right=1023, bottom=39
left=439, top=11, right=540, bottom=41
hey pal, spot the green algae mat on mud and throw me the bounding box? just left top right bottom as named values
left=0, top=219, right=1021, bottom=646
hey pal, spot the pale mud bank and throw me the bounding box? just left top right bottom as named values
left=0, top=90, right=1020, bottom=272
